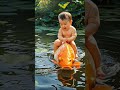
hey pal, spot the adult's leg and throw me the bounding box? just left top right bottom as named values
left=85, top=35, right=105, bottom=77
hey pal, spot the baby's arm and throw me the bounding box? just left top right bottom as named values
left=67, top=27, right=77, bottom=42
left=58, top=29, right=65, bottom=42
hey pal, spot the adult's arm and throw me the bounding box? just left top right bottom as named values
left=85, top=1, right=100, bottom=38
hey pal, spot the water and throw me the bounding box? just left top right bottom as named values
left=0, top=1, right=34, bottom=88
left=95, top=20, right=120, bottom=90
left=93, top=3, right=120, bottom=89
left=35, top=20, right=120, bottom=90
left=0, top=0, right=120, bottom=89
left=35, top=30, right=85, bottom=90
left=35, top=5, right=120, bottom=89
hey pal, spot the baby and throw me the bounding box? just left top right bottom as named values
left=54, top=11, right=78, bottom=58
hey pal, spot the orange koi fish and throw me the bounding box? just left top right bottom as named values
left=52, top=43, right=81, bottom=70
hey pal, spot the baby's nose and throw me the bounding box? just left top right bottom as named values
left=63, top=25, right=66, bottom=28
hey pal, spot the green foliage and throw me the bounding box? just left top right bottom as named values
left=35, top=0, right=85, bottom=29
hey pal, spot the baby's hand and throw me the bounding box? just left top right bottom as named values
left=66, top=38, right=71, bottom=43
left=62, top=38, right=67, bottom=44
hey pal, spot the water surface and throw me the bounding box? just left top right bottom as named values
left=35, top=29, right=85, bottom=90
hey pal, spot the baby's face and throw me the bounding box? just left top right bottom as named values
left=59, top=19, right=72, bottom=30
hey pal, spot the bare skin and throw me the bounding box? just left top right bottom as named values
left=54, top=17, right=78, bottom=58
left=85, top=0, right=105, bottom=79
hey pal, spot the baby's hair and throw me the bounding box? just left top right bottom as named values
left=58, top=12, right=72, bottom=21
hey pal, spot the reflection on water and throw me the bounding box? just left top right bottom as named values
left=35, top=30, right=85, bottom=90
left=96, top=2, right=120, bottom=88
left=95, top=20, right=120, bottom=89
left=0, top=14, right=34, bottom=89
left=95, top=49, right=120, bottom=90
left=35, top=21, right=120, bottom=89
left=35, top=20, right=120, bottom=89
left=57, top=69, right=85, bottom=88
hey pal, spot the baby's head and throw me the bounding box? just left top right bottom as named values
left=58, top=12, right=72, bottom=30
left=58, top=11, right=72, bottom=21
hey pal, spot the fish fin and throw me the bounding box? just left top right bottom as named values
left=51, top=60, right=59, bottom=65
left=72, top=62, right=81, bottom=69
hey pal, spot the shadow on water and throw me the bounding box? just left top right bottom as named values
left=35, top=30, right=85, bottom=90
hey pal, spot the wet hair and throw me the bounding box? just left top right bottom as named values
left=58, top=12, right=72, bottom=21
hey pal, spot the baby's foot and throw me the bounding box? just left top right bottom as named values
left=97, top=67, right=106, bottom=79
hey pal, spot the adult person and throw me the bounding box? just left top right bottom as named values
left=85, top=0, right=105, bottom=79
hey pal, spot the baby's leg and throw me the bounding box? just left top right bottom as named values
left=54, top=39, right=62, bottom=53
left=70, top=41, right=78, bottom=58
